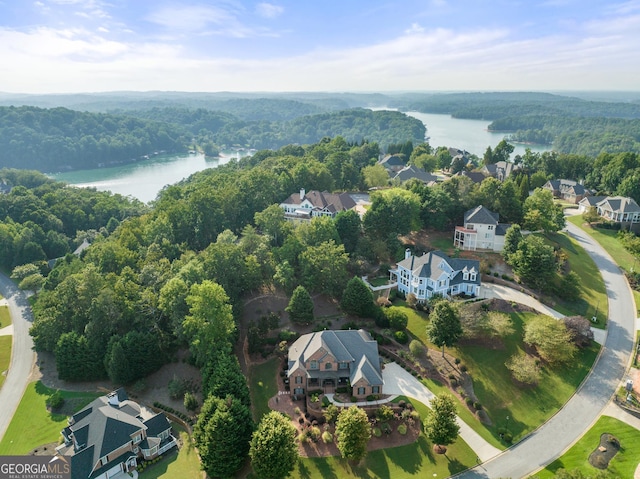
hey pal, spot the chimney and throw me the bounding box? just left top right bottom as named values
left=300, top=188, right=305, bottom=199
left=405, top=248, right=411, bottom=259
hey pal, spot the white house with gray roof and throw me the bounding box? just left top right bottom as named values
left=390, top=249, right=481, bottom=301
left=280, top=188, right=356, bottom=222
left=453, top=205, right=511, bottom=252
left=578, top=195, right=640, bottom=233
left=287, top=329, right=383, bottom=398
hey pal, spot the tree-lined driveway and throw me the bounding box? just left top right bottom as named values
left=455, top=221, right=636, bottom=478
left=0, top=273, right=35, bottom=441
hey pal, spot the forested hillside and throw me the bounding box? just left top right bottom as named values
left=400, top=92, right=640, bottom=156
left=0, top=105, right=424, bottom=172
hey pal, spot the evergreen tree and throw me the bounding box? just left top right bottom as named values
left=250, top=411, right=298, bottom=479
left=502, top=224, right=523, bottom=261
left=286, top=285, right=315, bottom=324
left=341, top=277, right=375, bottom=317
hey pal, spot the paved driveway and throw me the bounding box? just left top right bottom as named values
left=382, top=362, right=502, bottom=461
left=453, top=220, right=637, bottom=478
left=0, top=273, right=35, bottom=441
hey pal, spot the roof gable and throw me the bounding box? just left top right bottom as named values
left=464, top=205, right=499, bottom=225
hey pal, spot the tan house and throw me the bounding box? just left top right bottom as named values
left=287, top=329, right=383, bottom=398
left=578, top=195, right=640, bottom=233
left=543, top=179, right=590, bottom=204
left=280, top=188, right=356, bottom=222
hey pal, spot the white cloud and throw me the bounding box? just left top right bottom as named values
left=404, top=23, right=424, bottom=35
left=146, top=5, right=236, bottom=32
left=255, top=2, right=283, bottom=19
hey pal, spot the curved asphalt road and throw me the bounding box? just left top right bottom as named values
left=455, top=221, right=637, bottom=478
left=0, top=273, right=35, bottom=441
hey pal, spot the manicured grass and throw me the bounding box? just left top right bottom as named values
left=292, top=398, right=477, bottom=479
left=138, top=425, right=202, bottom=479
left=534, top=416, right=640, bottom=478
left=568, top=215, right=640, bottom=315
left=454, top=312, right=599, bottom=444
left=405, top=306, right=599, bottom=445
left=545, top=231, right=608, bottom=328
left=0, top=381, right=101, bottom=455
left=249, top=356, right=280, bottom=422
left=0, top=335, right=12, bottom=390
left=0, top=304, right=11, bottom=328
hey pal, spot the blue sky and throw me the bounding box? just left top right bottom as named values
left=1, top=0, right=639, bottom=93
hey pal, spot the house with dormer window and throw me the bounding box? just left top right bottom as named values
left=390, top=249, right=481, bottom=301
left=454, top=205, right=511, bottom=252
left=287, top=329, right=383, bottom=398
left=280, top=188, right=356, bottom=222
left=57, top=389, right=176, bottom=479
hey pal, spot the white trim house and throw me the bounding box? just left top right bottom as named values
left=280, top=188, right=356, bottom=222
left=454, top=205, right=511, bottom=252
left=390, top=249, right=481, bottom=301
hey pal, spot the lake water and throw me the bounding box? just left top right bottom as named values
left=52, top=113, right=551, bottom=203
left=50, top=151, right=249, bottom=204
left=405, top=111, right=550, bottom=158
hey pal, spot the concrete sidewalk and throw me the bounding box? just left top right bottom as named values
left=481, top=282, right=607, bottom=345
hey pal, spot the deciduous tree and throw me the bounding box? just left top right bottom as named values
left=524, top=315, right=577, bottom=365
left=424, top=394, right=460, bottom=453
left=335, top=406, right=371, bottom=463
left=427, top=301, right=463, bottom=357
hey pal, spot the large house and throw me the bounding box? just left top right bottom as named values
left=57, top=389, right=176, bottom=479
left=390, top=249, right=481, bottom=301
left=377, top=154, right=406, bottom=173
left=482, top=161, right=520, bottom=182
left=578, top=195, right=640, bottom=232
left=279, top=188, right=356, bottom=222
left=453, top=205, right=511, bottom=252
left=287, top=329, right=384, bottom=398
left=392, top=165, right=438, bottom=184
left=543, top=179, right=590, bottom=204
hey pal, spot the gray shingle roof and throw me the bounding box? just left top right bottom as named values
left=396, top=251, right=480, bottom=285
left=464, top=205, right=499, bottom=225
left=288, top=330, right=382, bottom=387
left=597, top=196, right=640, bottom=213
left=393, top=165, right=438, bottom=183
left=281, top=190, right=356, bottom=213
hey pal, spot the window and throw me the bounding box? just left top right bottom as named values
left=295, top=376, right=302, bottom=384
left=463, top=272, right=469, bottom=280
left=357, top=387, right=366, bottom=395
left=487, top=225, right=494, bottom=230
left=325, top=362, right=332, bottom=370
left=372, top=386, right=380, bottom=394
left=470, top=273, right=476, bottom=281
left=467, top=224, right=474, bottom=229
left=133, top=447, right=139, bottom=454
left=100, top=456, right=108, bottom=466
left=339, top=362, right=348, bottom=370
left=133, top=434, right=141, bottom=444
left=309, top=360, right=318, bottom=370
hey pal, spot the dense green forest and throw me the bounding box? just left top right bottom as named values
left=400, top=92, right=640, bottom=156
left=0, top=105, right=424, bottom=172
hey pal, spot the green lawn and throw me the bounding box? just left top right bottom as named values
left=545, top=231, right=608, bottom=328
left=455, top=312, right=599, bottom=444
left=249, top=356, right=280, bottom=422
left=0, top=381, right=101, bottom=455
left=292, top=399, right=477, bottom=479
left=0, top=335, right=12, bottom=390
left=533, top=416, right=640, bottom=478
left=568, top=215, right=640, bottom=315
left=138, top=425, right=202, bottom=479
left=406, top=307, right=599, bottom=445
left=0, top=304, right=11, bottom=328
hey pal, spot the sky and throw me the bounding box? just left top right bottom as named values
left=1, top=0, right=639, bottom=93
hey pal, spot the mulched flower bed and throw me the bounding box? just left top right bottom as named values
left=588, top=433, right=620, bottom=469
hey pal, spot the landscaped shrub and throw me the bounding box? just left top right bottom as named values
left=376, top=405, right=395, bottom=422
left=397, top=424, right=407, bottom=435
left=394, top=330, right=409, bottom=344
left=372, top=427, right=382, bottom=437
left=465, top=397, right=474, bottom=407
left=380, top=422, right=392, bottom=434
left=309, top=426, right=321, bottom=442
left=321, top=396, right=330, bottom=407
left=409, top=340, right=425, bottom=358
left=460, top=364, right=468, bottom=372
left=450, top=378, right=458, bottom=387
left=322, top=431, right=333, bottom=443
left=474, top=402, right=482, bottom=411
left=46, top=391, right=64, bottom=410
left=454, top=357, right=461, bottom=364
left=184, top=392, right=198, bottom=412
